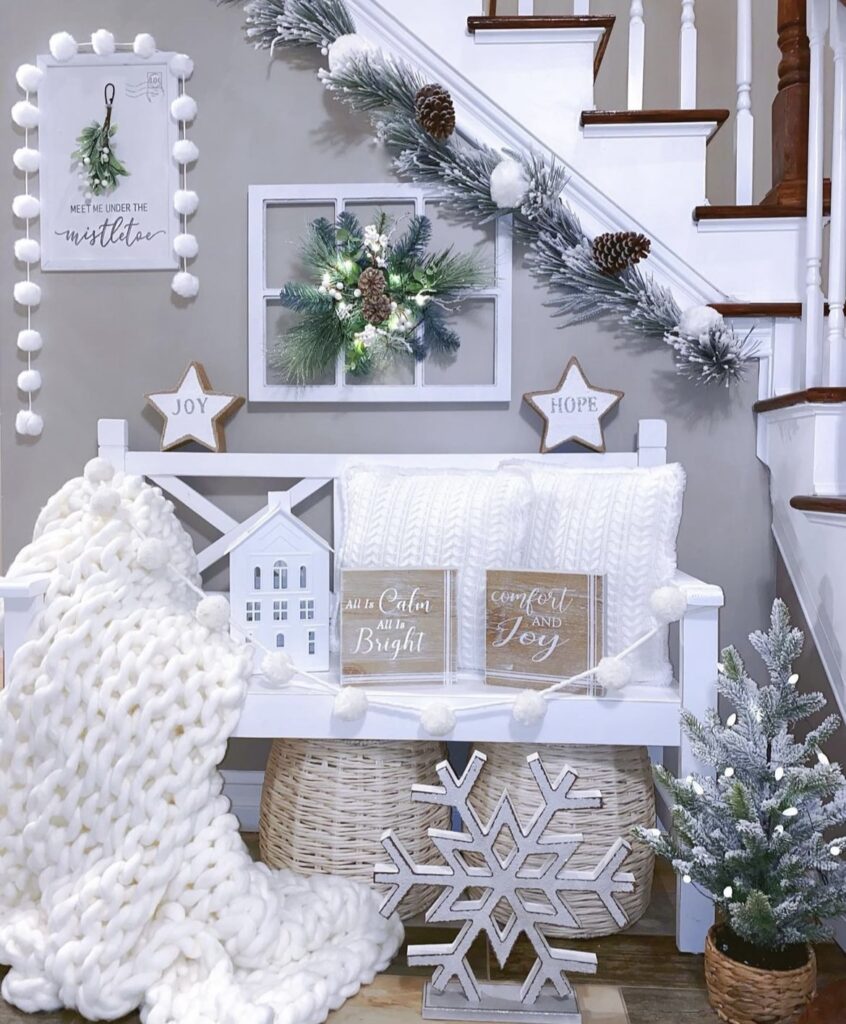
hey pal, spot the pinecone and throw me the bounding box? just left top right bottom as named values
left=591, top=231, right=652, bottom=276
left=363, top=293, right=392, bottom=325
left=415, top=84, right=456, bottom=141
left=358, top=266, right=387, bottom=298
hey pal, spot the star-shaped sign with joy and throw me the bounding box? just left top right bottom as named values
left=146, top=362, right=244, bottom=453
left=523, top=357, right=624, bottom=453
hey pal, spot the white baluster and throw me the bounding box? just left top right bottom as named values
left=679, top=0, right=698, bottom=109
left=517, top=0, right=534, bottom=14
left=628, top=1, right=645, bottom=111
left=573, top=0, right=590, bottom=13
left=735, top=0, right=754, bottom=203
left=828, top=0, right=846, bottom=386
left=805, top=0, right=829, bottom=388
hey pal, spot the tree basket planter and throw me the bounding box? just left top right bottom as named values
left=704, top=927, right=817, bottom=1024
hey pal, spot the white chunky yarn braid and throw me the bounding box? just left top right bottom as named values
left=0, top=464, right=402, bottom=1024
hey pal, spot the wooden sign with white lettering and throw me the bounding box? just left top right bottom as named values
left=340, top=568, right=457, bottom=684
left=485, top=569, right=605, bottom=690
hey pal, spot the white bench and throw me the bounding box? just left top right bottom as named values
left=0, top=416, right=723, bottom=954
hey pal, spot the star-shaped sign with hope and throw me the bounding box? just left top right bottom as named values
left=146, top=362, right=244, bottom=453
left=523, top=357, right=624, bottom=454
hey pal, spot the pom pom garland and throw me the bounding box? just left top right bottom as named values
left=261, top=651, right=297, bottom=687
left=173, top=139, right=199, bottom=165
left=333, top=687, right=369, bottom=722
left=170, top=53, right=194, bottom=80
left=511, top=689, right=547, bottom=727
left=14, top=238, right=41, bottom=265
left=91, top=29, right=116, bottom=56
left=12, top=194, right=40, bottom=220
left=172, top=271, right=200, bottom=298
left=174, top=189, right=199, bottom=216
left=650, top=585, right=688, bottom=624
left=14, top=281, right=41, bottom=307
left=17, top=369, right=41, bottom=393
left=13, top=147, right=40, bottom=173
left=490, top=158, right=529, bottom=210
left=15, top=64, right=43, bottom=93
left=595, top=656, right=633, bottom=692
left=676, top=305, right=724, bottom=340
left=136, top=539, right=169, bottom=571
left=15, top=409, right=43, bottom=437
left=420, top=702, right=456, bottom=737
left=133, top=33, right=157, bottom=58
left=173, top=233, right=199, bottom=260
left=17, top=329, right=42, bottom=352
left=84, top=458, right=116, bottom=484
left=90, top=488, right=121, bottom=518
left=196, top=595, right=231, bottom=631
left=171, top=95, right=198, bottom=123
left=48, top=32, right=78, bottom=62
left=327, top=34, right=376, bottom=73
left=11, top=101, right=39, bottom=129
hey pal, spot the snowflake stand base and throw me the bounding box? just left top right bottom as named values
left=423, top=981, right=581, bottom=1023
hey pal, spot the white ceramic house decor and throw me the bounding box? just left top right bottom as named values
left=226, top=492, right=331, bottom=671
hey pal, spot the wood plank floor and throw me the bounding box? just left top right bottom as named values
left=1, top=843, right=844, bottom=1024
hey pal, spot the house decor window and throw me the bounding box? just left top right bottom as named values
left=300, top=599, right=315, bottom=621
left=308, top=630, right=316, bottom=656
left=248, top=184, right=512, bottom=404
left=299, top=565, right=307, bottom=589
left=254, top=566, right=261, bottom=590
left=245, top=600, right=261, bottom=623
left=273, top=560, right=288, bottom=590
left=273, top=600, right=288, bottom=622
left=276, top=632, right=285, bottom=648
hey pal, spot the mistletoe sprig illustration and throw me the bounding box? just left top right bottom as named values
left=73, top=83, right=129, bottom=196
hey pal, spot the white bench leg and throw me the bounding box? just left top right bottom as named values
left=676, top=604, right=719, bottom=953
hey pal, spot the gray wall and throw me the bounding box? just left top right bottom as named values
left=2, top=1, right=779, bottom=769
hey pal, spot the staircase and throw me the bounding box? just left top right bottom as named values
left=346, top=0, right=846, bottom=716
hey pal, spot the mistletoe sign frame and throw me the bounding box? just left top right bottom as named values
left=248, top=183, right=513, bottom=404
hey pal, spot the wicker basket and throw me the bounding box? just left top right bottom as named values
left=259, top=738, right=450, bottom=920
left=471, top=743, right=655, bottom=937
left=705, top=927, right=817, bottom=1024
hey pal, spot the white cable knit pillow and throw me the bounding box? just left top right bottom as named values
left=338, top=466, right=533, bottom=672
left=504, top=462, right=686, bottom=687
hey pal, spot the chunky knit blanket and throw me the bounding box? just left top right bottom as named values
left=0, top=462, right=403, bottom=1024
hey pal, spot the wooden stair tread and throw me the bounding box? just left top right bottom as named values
left=581, top=108, right=728, bottom=143
left=467, top=16, right=615, bottom=78
left=710, top=302, right=802, bottom=318
left=754, top=388, right=846, bottom=413
left=695, top=199, right=831, bottom=221
left=790, top=495, right=846, bottom=515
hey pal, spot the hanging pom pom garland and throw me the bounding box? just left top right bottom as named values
left=12, top=32, right=200, bottom=442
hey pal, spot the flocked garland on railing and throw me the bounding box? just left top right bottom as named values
left=218, top=0, right=755, bottom=387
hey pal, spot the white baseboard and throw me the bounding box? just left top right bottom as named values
left=221, top=769, right=264, bottom=833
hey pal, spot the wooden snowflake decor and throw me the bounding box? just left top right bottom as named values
left=374, top=751, right=635, bottom=1023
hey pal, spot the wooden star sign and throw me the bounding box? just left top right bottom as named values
left=146, top=362, right=243, bottom=452
left=523, top=357, right=623, bottom=453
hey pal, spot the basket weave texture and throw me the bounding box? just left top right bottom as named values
left=471, top=743, right=656, bottom=937
left=259, top=738, right=450, bottom=920
left=704, top=927, right=817, bottom=1024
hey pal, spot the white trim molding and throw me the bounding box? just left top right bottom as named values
left=221, top=770, right=264, bottom=833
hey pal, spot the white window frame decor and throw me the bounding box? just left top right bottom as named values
left=247, top=183, right=513, bottom=404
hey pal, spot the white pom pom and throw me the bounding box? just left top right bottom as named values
left=261, top=651, right=297, bottom=687
left=333, top=687, right=369, bottom=721
left=174, top=189, right=199, bottom=215
left=650, top=585, right=688, bottom=624
left=172, top=271, right=200, bottom=298
left=421, top=701, right=456, bottom=737
left=49, top=32, right=78, bottom=62
left=16, top=64, right=43, bottom=93
left=17, top=369, right=41, bottom=393
left=196, top=594, right=230, bottom=631
left=595, top=656, right=633, bottom=692
left=12, top=194, right=40, bottom=220
left=171, top=95, right=198, bottom=123
left=135, top=538, right=168, bottom=571
left=14, top=280, right=41, bottom=307
left=17, top=329, right=42, bottom=352
left=173, top=233, right=199, bottom=259
left=676, top=305, right=724, bottom=340
left=91, top=29, right=116, bottom=56
left=173, top=139, right=199, bottom=165
left=512, top=689, right=547, bottom=727
left=90, top=487, right=121, bottom=518
left=15, top=409, right=43, bottom=437
left=133, top=33, right=157, bottom=58
left=15, top=238, right=40, bottom=264
left=170, top=53, right=194, bottom=80
left=327, top=33, right=377, bottom=73
left=84, top=457, right=115, bottom=483
left=490, top=158, right=529, bottom=210
left=13, top=147, right=40, bottom=173
left=11, top=100, right=39, bottom=129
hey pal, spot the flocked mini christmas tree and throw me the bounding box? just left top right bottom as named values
left=638, top=600, right=846, bottom=952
